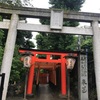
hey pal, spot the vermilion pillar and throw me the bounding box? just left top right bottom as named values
left=27, top=56, right=35, bottom=95
left=61, top=55, right=67, bottom=95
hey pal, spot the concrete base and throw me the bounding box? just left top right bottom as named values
left=59, top=94, right=68, bottom=99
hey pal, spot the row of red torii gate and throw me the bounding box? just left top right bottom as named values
left=19, top=48, right=77, bottom=96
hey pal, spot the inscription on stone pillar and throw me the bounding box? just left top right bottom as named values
left=79, top=54, right=89, bottom=100
left=50, top=10, right=63, bottom=30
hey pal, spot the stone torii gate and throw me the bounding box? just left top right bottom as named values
left=0, top=5, right=100, bottom=100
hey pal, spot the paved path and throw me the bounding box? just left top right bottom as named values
left=7, top=84, right=66, bottom=100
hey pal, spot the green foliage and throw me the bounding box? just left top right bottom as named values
left=89, top=89, right=97, bottom=100
left=36, top=33, right=78, bottom=51
left=77, top=36, right=93, bottom=52
left=81, top=36, right=93, bottom=51
left=49, top=0, right=85, bottom=11
left=0, top=30, right=4, bottom=46
left=0, top=0, right=22, bottom=7
left=1, top=28, right=35, bottom=49
left=0, top=16, right=3, bottom=45
left=10, top=45, right=27, bottom=82
left=23, top=39, right=35, bottom=49
left=0, top=16, right=4, bottom=69
left=0, top=0, right=34, bottom=7
left=0, top=15, right=2, bottom=21
left=17, top=30, right=35, bottom=48
left=0, top=46, right=3, bottom=68
left=22, top=0, right=33, bottom=7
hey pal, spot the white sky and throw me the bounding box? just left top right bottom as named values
left=81, top=0, right=100, bottom=13
left=28, top=0, right=100, bottom=48
left=31, top=0, right=100, bottom=13
left=31, top=0, right=50, bottom=8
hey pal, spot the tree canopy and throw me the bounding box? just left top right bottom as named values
left=49, top=0, right=85, bottom=10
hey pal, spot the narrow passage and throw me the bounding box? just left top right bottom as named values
left=33, top=84, right=65, bottom=100
left=7, top=84, right=66, bottom=100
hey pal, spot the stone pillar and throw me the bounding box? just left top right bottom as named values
left=92, top=21, right=100, bottom=100
left=78, top=54, right=88, bottom=100
left=1, top=14, right=19, bottom=100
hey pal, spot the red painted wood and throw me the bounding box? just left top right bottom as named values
left=19, top=49, right=78, bottom=96
left=35, top=58, right=61, bottom=63
left=26, top=65, right=35, bottom=95
left=39, top=73, right=48, bottom=84
left=26, top=56, right=35, bottom=95
left=61, top=55, right=67, bottom=95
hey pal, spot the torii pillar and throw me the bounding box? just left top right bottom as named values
left=0, top=14, right=19, bottom=100
left=92, top=21, right=100, bottom=100
left=61, top=55, right=67, bottom=96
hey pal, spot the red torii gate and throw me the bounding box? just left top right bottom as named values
left=19, top=48, right=78, bottom=96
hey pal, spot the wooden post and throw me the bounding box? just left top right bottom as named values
left=61, top=55, right=67, bottom=95
left=26, top=56, right=35, bottom=95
